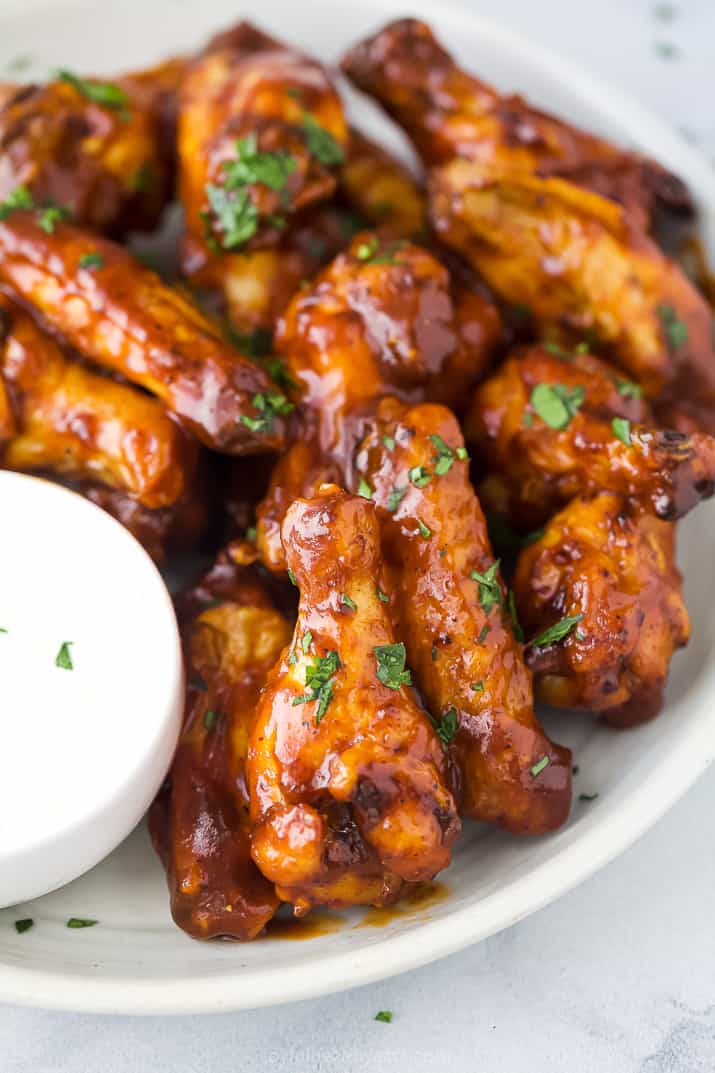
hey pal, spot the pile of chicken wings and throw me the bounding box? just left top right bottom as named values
left=2, top=17, right=714, bottom=939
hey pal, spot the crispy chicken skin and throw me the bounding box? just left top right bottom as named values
left=466, top=345, right=715, bottom=528
left=255, top=232, right=502, bottom=570
left=0, top=211, right=290, bottom=452
left=513, top=494, right=689, bottom=726
left=149, top=568, right=291, bottom=939
left=341, top=18, right=692, bottom=229
left=0, top=295, right=195, bottom=507
left=179, top=21, right=347, bottom=270
left=339, top=128, right=427, bottom=238
left=0, top=68, right=170, bottom=235
left=248, top=486, right=460, bottom=912
left=355, top=398, right=572, bottom=831
left=429, top=164, right=715, bottom=431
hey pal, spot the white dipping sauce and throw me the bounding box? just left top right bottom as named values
left=0, top=473, right=183, bottom=907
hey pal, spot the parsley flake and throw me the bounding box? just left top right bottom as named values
left=357, top=477, right=374, bottom=500
left=66, top=917, right=97, bottom=929
left=612, top=417, right=632, bottom=446
left=239, top=391, right=294, bottom=434
left=55, top=641, right=74, bottom=670
left=471, top=681, right=484, bottom=693
left=301, top=630, right=313, bottom=653
left=615, top=378, right=642, bottom=400
left=375, top=1010, right=393, bottom=1024
left=657, top=303, right=688, bottom=349
left=382, top=435, right=396, bottom=451
left=408, top=465, right=431, bottom=488
left=292, top=650, right=340, bottom=722
left=529, top=613, right=584, bottom=649
left=376, top=587, right=389, bottom=604
left=79, top=252, right=104, bottom=270
left=470, top=561, right=503, bottom=614
left=302, top=113, right=345, bottom=165
left=530, top=756, right=550, bottom=778
left=417, top=518, right=431, bottom=539
left=53, top=69, right=130, bottom=115
left=222, top=133, right=296, bottom=192
left=430, top=433, right=457, bottom=475
left=430, top=707, right=459, bottom=746
left=530, top=383, right=584, bottom=430
left=387, top=485, right=407, bottom=512
left=14, top=918, right=33, bottom=934
left=507, top=590, right=524, bottom=642
left=0, top=184, right=33, bottom=221
left=579, top=792, right=599, bottom=802
left=203, top=709, right=220, bottom=731
left=287, top=568, right=298, bottom=587
left=342, top=593, right=357, bottom=612
left=203, top=184, right=259, bottom=250
left=477, top=624, right=490, bottom=644
left=374, top=642, right=411, bottom=690
left=356, top=235, right=379, bottom=261
left=37, top=202, right=71, bottom=233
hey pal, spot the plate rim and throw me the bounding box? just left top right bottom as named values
left=2, top=0, right=715, bottom=1014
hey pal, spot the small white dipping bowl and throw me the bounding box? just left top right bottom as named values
left=0, top=473, right=183, bottom=907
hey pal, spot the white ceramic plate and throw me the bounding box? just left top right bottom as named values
left=1, top=0, right=714, bottom=1016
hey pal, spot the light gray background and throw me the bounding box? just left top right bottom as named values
left=3, top=0, right=715, bottom=1069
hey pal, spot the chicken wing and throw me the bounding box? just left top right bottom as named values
left=0, top=295, right=195, bottom=507
left=0, top=65, right=171, bottom=235
left=429, top=163, right=715, bottom=431
left=248, top=486, right=460, bottom=913
left=149, top=565, right=291, bottom=939
left=254, top=232, right=502, bottom=570
left=465, top=345, right=715, bottom=528
left=513, top=493, right=689, bottom=726
left=341, top=18, right=692, bottom=230
left=82, top=483, right=209, bottom=564
left=179, top=20, right=347, bottom=270
left=353, top=397, right=571, bottom=831
left=0, top=210, right=290, bottom=452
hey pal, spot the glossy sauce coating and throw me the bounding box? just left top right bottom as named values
left=149, top=567, right=291, bottom=939
left=179, top=21, right=347, bottom=269
left=338, top=128, right=427, bottom=238
left=355, top=398, right=571, bottom=831
left=248, top=486, right=460, bottom=913
left=513, top=494, right=689, bottom=725
left=0, top=67, right=170, bottom=235
left=0, top=295, right=195, bottom=507
left=429, top=163, right=715, bottom=431
left=0, top=212, right=288, bottom=451
left=466, top=345, right=715, bottom=528
left=341, top=18, right=691, bottom=230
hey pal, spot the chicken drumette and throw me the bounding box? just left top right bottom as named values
left=248, top=486, right=460, bottom=914
left=513, top=493, right=689, bottom=725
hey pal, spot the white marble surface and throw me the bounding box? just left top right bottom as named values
left=2, top=0, right=715, bottom=1069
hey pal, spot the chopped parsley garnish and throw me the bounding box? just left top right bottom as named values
left=382, top=435, right=396, bottom=451
left=357, top=477, right=373, bottom=500
left=507, top=590, right=524, bottom=642
left=615, top=377, right=642, bottom=400
left=222, top=133, right=296, bottom=192
left=408, top=465, right=431, bottom=488
left=579, top=792, right=599, bottom=802
left=387, top=485, right=407, bottom=512
left=456, top=446, right=469, bottom=461
left=301, top=630, right=313, bottom=653
left=292, top=650, right=341, bottom=722
left=189, top=674, right=208, bottom=692
left=530, top=756, right=550, bottom=778
left=530, top=383, right=584, bottom=430
left=477, top=624, right=490, bottom=644
left=245, top=525, right=257, bottom=543
left=79, top=252, right=104, bottom=270
left=288, top=649, right=297, bottom=666
left=543, top=341, right=574, bottom=360
left=430, top=433, right=458, bottom=475
left=37, top=202, right=71, bottom=233
left=470, top=561, right=503, bottom=614
left=0, top=184, right=33, bottom=220
left=356, top=235, right=379, bottom=261
left=226, top=325, right=273, bottom=358
left=239, top=391, right=294, bottom=434
left=0, top=628, right=7, bottom=634
left=204, top=184, right=258, bottom=250
left=203, top=709, right=220, bottom=731
left=612, top=417, right=632, bottom=446
left=342, top=594, right=357, bottom=612
left=287, top=568, right=298, bottom=587
left=66, top=917, right=97, bottom=929
left=129, top=163, right=155, bottom=192
left=529, top=613, right=584, bottom=649
left=14, top=918, right=33, bottom=934
left=430, top=707, right=459, bottom=746
left=374, top=642, right=411, bottom=690
left=376, top=587, right=389, bottom=604
left=53, top=69, right=130, bottom=115
left=657, top=303, right=688, bottom=349
left=374, top=1010, right=393, bottom=1024
left=55, top=641, right=74, bottom=670
left=471, top=681, right=484, bottom=693
left=302, top=113, right=345, bottom=165
left=417, top=518, right=431, bottom=539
